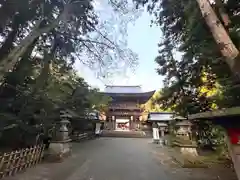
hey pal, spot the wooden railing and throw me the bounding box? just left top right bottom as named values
left=0, top=144, right=45, bottom=179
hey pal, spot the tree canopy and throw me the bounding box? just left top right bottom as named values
left=0, top=0, right=140, bottom=148
left=134, top=0, right=240, bottom=116
left=133, top=0, right=240, bottom=149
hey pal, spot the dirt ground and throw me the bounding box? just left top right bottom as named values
left=152, top=145, right=238, bottom=180
left=3, top=138, right=238, bottom=180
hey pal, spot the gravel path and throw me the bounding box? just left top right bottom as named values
left=3, top=138, right=238, bottom=180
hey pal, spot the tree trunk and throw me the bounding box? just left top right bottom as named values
left=0, top=0, right=17, bottom=33
left=0, top=0, right=42, bottom=33
left=33, top=51, right=52, bottom=93
left=214, top=0, right=231, bottom=28
left=0, top=15, right=22, bottom=60
left=196, top=0, right=240, bottom=75
left=17, top=50, right=53, bottom=118
left=0, top=38, right=38, bottom=98
left=0, top=8, right=67, bottom=81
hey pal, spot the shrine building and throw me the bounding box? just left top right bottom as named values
left=104, top=85, right=155, bottom=131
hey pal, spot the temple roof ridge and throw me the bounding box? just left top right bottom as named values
left=104, top=84, right=155, bottom=94
left=105, top=85, right=141, bottom=93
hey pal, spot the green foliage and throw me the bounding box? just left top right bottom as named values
left=0, top=0, right=139, bottom=148
left=134, top=0, right=240, bottom=149
left=141, top=90, right=165, bottom=112
left=134, top=0, right=240, bottom=112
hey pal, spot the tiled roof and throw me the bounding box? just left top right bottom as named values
left=105, top=85, right=142, bottom=93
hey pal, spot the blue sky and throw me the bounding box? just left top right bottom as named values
left=126, top=10, right=164, bottom=91
left=75, top=3, right=164, bottom=92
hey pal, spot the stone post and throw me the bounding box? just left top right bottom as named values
left=158, top=123, right=168, bottom=145
left=45, top=110, right=72, bottom=162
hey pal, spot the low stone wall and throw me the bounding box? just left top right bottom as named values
left=71, top=132, right=95, bottom=142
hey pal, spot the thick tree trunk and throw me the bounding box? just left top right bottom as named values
left=214, top=0, right=231, bottom=28
left=33, top=52, right=52, bottom=93
left=0, top=0, right=17, bottom=33
left=196, top=0, right=240, bottom=75
left=0, top=8, right=67, bottom=81
left=0, top=28, right=18, bottom=60
left=17, top=50, right=53, bottom=118
left=0, top=15, right=22, bottom=60
left=0, top=38, right=38, bottom=98
left=0, top=0, right=42, bottom=33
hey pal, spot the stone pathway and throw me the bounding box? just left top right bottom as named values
left=3, top=138, right=238, bottom=180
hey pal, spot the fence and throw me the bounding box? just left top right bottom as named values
left=71, top=132, right=95, bottom=142
left=0, top=144, right=45, bottom=179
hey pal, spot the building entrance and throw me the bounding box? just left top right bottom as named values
left=115, top=118, right=130, bottom=131
left=104, top=85, right=156, bottom=131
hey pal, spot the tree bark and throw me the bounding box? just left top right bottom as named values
left=0, top=0, right=42, bottom=33
left=0, top=14, right=22, bottom=60
left=214, top=0, right=231, bottom=28
left=0, top=0, right=17, bottom=33
left=196, top=0, right=240, bottom=75
left=0, top=38, right=38, bottom=99
left=17, top=50, right=53, bottom=118
left=0, top=5, right=69, bottom=81
left=33, top=51, right=52, bottom=93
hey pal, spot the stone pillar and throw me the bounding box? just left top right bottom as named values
left=159, top=124, right=167, bottom=145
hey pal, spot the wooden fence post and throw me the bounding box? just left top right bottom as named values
left=0, top=153, right=7, bottom=178
left=0, top=144, right=45, bottom=178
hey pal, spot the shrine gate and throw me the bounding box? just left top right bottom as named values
left=103, top=85, right=155, bottom=131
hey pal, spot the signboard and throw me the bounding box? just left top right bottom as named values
left=110, top=103, right=139, bottom=109
left=116, top=119, right=129, bottom=123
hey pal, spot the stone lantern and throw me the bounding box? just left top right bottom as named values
left=55, top=119, right=71, bottom=141
left=175, top=120, right=192, bottom=140
left=158, top=122, right=168, bottom=137
left=46, top=109, right=72, bottom=162
left=174, top=120, right=198, bottom=156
